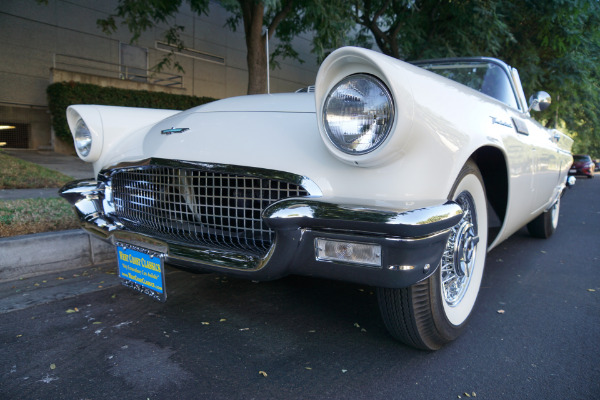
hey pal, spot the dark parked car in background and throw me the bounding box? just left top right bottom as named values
left=569, top=155, right=595, bottom=178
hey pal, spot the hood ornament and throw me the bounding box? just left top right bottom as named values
left=161, top=127, right=189, bottom=135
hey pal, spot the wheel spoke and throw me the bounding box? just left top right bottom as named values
left=442, top=191, right=478, bottom=307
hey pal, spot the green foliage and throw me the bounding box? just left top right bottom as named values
left=46, top=82, right=215, bottom=144
left=320, top=0, right=599, bottom=157
left=500, top=0, right=600, bottom=158
left=322, top=0, right=515, bottom=61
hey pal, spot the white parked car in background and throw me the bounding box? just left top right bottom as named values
left=60, top=47, right=574, bottom=350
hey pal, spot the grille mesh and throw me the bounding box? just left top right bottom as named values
left=110, top=166, right=309, bottom=255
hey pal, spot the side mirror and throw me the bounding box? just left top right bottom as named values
left=528, top=91, right=551, bottom=112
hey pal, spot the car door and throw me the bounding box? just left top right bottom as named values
left=509, top=112, right=561, bottom=214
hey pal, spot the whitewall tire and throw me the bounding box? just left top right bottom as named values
left=377, top=161, right=488, bottom=350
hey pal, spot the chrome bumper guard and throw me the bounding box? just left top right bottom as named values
left=60, top=179, right=463, bottom=288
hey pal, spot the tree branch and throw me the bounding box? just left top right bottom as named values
left=268, top=0, right=295, bottom=38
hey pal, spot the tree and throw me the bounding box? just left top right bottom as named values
left=342, top=0, right=515, bottom=61
left=97, top=0, right=348, bottom=95
left=325, top=0, right=599, bottom=156
left=500, top=0, right=600, bottom=157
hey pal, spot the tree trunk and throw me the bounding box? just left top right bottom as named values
left=241, top=1, right=267, bottom=94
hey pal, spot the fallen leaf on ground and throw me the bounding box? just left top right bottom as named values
left=259, top=371, right=268, bottom=377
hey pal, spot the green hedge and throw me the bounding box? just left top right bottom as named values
left=47, top=82, right=216, bottom=143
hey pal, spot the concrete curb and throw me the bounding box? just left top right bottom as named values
left=0, top=230, right=116, bottom=281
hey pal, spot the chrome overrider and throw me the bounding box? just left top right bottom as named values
left=60, top=164, right=464, bottom=289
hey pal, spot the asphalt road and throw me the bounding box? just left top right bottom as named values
left=1, top=178, right=598, bottom=400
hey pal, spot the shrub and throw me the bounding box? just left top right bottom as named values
left=47, top=82, right=216, bottom=143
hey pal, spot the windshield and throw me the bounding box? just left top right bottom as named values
left=573, top=155, right=591, bottom=162
left=417, top=61, right=519, bottom=110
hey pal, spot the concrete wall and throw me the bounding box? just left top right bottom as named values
left=0, top=0, right=320, bottom=150
left=50, top=69, right=188, bottom=95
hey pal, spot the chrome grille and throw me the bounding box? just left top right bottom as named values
left=110, top=166, right=310, bottom=255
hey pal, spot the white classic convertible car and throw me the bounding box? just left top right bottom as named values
left=60, top=47, right=574, bottom=350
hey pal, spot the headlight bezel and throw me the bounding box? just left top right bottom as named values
left=66, top=106, right=103, bottom=162
left=322, top=73, right=395, bottom=156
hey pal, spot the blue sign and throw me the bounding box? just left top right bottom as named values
left=117, top=245, right=165, bottom=300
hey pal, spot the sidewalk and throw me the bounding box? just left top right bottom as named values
left=1, top=149, right=115, bottom=281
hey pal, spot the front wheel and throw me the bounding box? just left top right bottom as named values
left=377, top=161, right=488, bottom=350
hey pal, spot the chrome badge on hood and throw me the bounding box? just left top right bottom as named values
left=161, top=127, right=189, bottom=135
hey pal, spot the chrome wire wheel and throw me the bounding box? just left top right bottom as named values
left=441, top=192, right=480, bottom=307
left=440, top=167, right=488, bottom=327
left=376, top=161, right=488, bottom=349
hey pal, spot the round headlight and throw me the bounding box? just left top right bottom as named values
left=74, top=118, right=92, bottom=157
left=323, top=74, right=394, bottom=154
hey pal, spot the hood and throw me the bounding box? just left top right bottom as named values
left=184, top=92, right=316, bottom=114
left=93, top=92, right=322, bottom=176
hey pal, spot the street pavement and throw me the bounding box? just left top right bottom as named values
left=0, top=175, right=598, bottom=399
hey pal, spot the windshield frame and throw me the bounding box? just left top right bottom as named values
left=411, top=57, right=526, bottom=113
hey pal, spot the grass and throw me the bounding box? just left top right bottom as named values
left=0, top=198, right=79, bottom=237
left=0, top=151, right=80, bottom=236
left=0, top=151, right=74, bottom=189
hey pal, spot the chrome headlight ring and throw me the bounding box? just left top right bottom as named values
left=74, top=118, right=92, bottom=157
left=322, top=74, right=395, bottom=155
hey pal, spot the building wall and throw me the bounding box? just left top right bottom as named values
left=0, top=0, right=320, bottom=151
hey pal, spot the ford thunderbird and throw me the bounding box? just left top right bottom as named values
left=60, top=47, right=574, bottom=350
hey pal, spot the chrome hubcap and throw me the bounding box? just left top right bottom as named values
left=442, top=192, right=479, bottom=307
left=454, top=222, right=479, bottom=277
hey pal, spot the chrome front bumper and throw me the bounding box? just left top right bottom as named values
left=60, top=179, right=462, bottom=288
